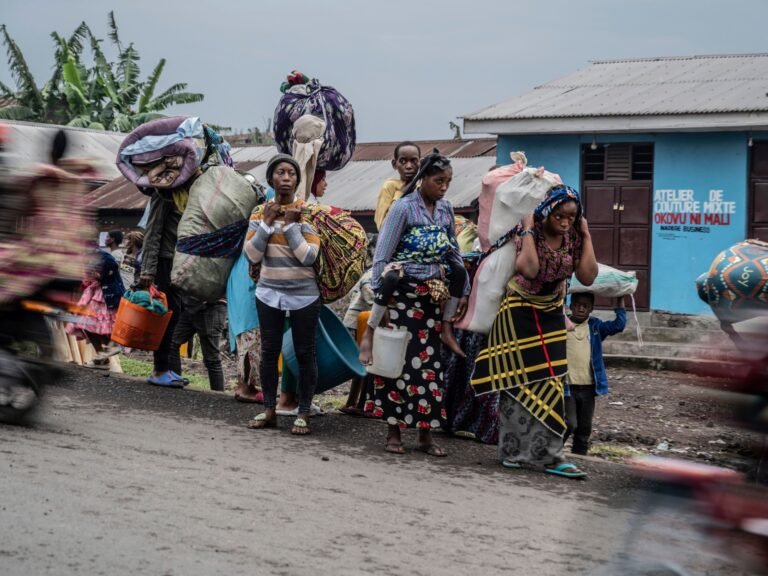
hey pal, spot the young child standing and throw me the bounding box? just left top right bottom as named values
left=565, top=293, right=627, bottom=455
left=373, top=142, right=421, bottom=230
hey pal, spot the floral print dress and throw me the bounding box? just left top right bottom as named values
left=371, top=279, right=447, bottom=429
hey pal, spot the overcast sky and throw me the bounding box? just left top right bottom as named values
left=2, top=0, right=766, bottom=141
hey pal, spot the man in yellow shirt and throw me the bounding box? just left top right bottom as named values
left=373, top=142, right=421, bottom=230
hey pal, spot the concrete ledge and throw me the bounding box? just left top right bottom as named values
left=604, top=354, right=745, bottom=377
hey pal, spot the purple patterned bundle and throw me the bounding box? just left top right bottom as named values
left=273, top=78, right=356, bottom=172
left=117, top=116, right=232, bottom=193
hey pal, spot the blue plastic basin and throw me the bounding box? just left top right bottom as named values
left=281, top=305, right=366, bottom=394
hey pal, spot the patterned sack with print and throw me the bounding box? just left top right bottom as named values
left=273, top=73, right=356, bottom=172
left=696, top=239, right=768, bottom=323
left=303, top=204, right=368, bottom=303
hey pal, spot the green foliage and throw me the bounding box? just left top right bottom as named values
left=0, top=12, right=204, bottom=131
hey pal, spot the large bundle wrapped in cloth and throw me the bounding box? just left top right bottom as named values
left=454, top=215, right=478, bottom=254
left=570, top=263, right=638, bottom=297
left=171, top=167, right=262, bottom=301
left=117, top=116, right=233, bottom=193
left=273, top=71, right=356, bottom=184
left=478, top=152, right=531, bottom=250
left=303, top=204, right=368, bottom=303
left=696, top=239, right=768, bottom=323
left=456, top=160, right=561, bottom=334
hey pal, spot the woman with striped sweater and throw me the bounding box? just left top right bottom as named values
left=243, top=154, right=321, bottom=435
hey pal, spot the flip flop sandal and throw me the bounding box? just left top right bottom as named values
left=545, top=463, right=587, bottom=479
left=235, top=391, right=263, bottom=404
left=453, top=430, right=477, bottom=440
left=502, top=459, right=522, bottom=469
left=417, top=444, right=448, bottom=458
left=147, top=372, right=185, bottom=388
left=384, top=442, right=406, bottom=455
left=246, top=413, right=277, bottom=430
left=291, top=417, right=311, bottom=435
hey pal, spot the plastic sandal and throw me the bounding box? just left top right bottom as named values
left=291, top=417, right=311, bottom=435
left=544, top=463, right=587, bottom=479
left=147, top=372, right=185, bottom=388
left=246, top=413, right=277, bottom=429
left=168, top=371, right=190, bottom=386
left=502, top=459, right=522, bottom=469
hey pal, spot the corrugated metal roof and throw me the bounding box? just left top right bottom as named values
left=73, top=134, right=497, bottom=211
left=247, top=157, right=495, bottom=210
left=4, top=120, right=126, bottom=179
left=351, top=139, right=496, bottom=161
left=465, top=54, right=768, bottom=121
left=89, top=156, right=496, bottom=212
left=83, top=176, right=148, bottom=210
left=225, top=140, right=496, bottom=163
left=228, top=145, right=278, bottom=163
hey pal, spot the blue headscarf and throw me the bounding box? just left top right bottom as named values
left=534, top=185, right=582, bottom=222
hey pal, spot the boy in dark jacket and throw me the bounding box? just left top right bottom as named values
left=565, top=293, right=627, bottom=455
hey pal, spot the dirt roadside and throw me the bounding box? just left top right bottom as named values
left=127, top=347, right=762, bottom=476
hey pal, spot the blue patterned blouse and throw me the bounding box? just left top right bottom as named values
left=372, top=191, right=469, bottom=295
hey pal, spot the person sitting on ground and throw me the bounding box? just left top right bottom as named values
left=366, top=150, right=470, bottom=457
left=373, top=141, right=421, bottom=231
left=168, top=297, right=227, bottom=391
left=243, top=154, right=321, bottom=436
left=565, top=293, right=627, bottom=456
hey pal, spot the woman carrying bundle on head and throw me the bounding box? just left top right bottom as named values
left=365, top=150, right=470, bottom=456
left=471, top=185, right=598, bottom=479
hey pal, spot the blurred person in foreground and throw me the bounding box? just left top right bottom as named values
left=0, top=128, right=95, bottom=307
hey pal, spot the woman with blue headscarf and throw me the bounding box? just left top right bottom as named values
left=471, top=185, right=597, bottom=479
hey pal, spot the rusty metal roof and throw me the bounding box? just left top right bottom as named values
left=89, top=155, right=495, bottom=212
left=83, top=177, right=147, bottom=210
left=86, top=137, right=497, bottom=211
left=351, top=139, right=496, bottom=161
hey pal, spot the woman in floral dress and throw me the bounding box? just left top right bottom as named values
left=369, top=150, right=469, bottom=456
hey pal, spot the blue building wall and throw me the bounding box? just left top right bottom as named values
left=652, top=133, right=748, bottom=313
left=497, top=131, right=756, bottom=315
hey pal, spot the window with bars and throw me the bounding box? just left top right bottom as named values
left=582, top=143, right=654, bottom=181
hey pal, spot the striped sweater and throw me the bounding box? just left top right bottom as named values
left=244, top=202, right=321, bottom=297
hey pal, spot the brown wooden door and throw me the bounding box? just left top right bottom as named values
left=581, top=144, right=653, bottom=309
left=749, top=141, right=768, bottom=240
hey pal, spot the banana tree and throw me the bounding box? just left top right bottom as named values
left=0, top=12, right=205, bottom=132
left=87, top=11, right=204, bottom=131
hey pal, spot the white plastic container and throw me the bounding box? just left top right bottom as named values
left=366, top=327, right=409, bottom=379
